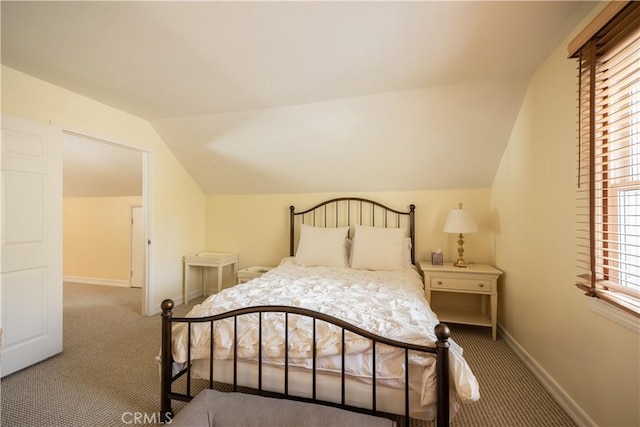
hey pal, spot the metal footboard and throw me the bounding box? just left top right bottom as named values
left=160, top=299, right=451, bottom=427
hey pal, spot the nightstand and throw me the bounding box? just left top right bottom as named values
left=237, top=266, right=274, bottom=284
left=419, top=262, right=503, bottom=340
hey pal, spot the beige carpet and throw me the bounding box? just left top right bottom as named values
left=0, top=282, right=576, bottom=427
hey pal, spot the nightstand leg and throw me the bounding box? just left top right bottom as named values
left=202, top=267, right=206, bottom=298
left=491, top=295, right=497, bottom=341
left=232, top=262, right=237, bottom=285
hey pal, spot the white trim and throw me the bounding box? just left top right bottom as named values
left=63, top=275, right=129, bottom=288
left=498, top=325, right=596, bottom=427
left=129, top=204, right=144, bottom=288
left=588, top=298, right=640, bottom=333
left=142, top=150, right=151, bottom=317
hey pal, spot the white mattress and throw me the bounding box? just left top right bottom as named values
left=186, top=358, right=438, bottom=420
left=170, top=258, right=479, bottom=419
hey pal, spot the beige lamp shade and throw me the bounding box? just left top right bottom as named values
left=444, top=203, right=477, bottom=267
left=444, top=204, right=478, bottom=234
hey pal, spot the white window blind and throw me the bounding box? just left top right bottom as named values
left=574, top=2, right=640, bottom=317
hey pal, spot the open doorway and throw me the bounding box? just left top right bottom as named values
left=61, top=132, right=148, bottom=314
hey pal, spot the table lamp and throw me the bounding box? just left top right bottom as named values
left=444, top=203, right=478, bottom=267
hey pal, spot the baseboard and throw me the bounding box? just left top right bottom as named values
left=151, top=296, right=184, bottom=316
left=149, top=290, right=212, bottom=316
left=63, top=275, right=130, bottom=288
left=498, top=324, right=596, bottom=427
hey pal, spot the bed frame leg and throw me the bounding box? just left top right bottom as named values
left=160, top=299, right=175, bottom=423
left=435, top=323, right=451, bottom=427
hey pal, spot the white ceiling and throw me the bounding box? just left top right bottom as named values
left=1, top=1, right=597, bottom=195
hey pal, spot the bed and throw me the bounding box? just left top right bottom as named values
left=159, top=198, right=479, bottom=426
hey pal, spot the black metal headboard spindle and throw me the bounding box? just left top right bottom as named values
left=289, top=198, right=416, bottom=264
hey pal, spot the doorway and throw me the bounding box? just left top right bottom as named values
left=62, top=131, right=149, bottom=314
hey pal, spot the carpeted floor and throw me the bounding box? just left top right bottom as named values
left=0, top=282, right=576, bottom=427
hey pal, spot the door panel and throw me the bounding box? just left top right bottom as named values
left=3, top=171, right=47, bottom=270
left=1, top=115, right=63, bottom=377
left=3, top=268, right=46, bottom=346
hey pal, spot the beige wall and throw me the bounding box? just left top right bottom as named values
left=63, top=197, right=141, bottom=283
left=205, top=189, right=493, bottom=269
left=2, top=66, right=206, bottom=314
left=491, top=5, right=640, bottom=426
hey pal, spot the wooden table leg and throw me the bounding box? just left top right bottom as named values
left=183, top=262, right=190, bottom=304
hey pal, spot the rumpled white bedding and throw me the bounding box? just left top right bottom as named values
left=171, top=258, right=479, bottom=409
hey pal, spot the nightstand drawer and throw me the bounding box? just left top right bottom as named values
left=430, top=276, right=492, bottom=292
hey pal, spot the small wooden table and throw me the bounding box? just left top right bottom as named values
left=183, top=252, right=239, bottom=304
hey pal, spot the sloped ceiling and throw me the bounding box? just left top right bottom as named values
left=1, top=1, right=596, bottom=195
left=63, top=133, right=142, bottom=198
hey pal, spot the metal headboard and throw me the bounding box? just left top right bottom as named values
left=289, top=197, right=416, bottom=264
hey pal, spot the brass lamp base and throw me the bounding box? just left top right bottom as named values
left=453, top=233, right=468, bottom=267
left=453, top=259, right=469, bottom=268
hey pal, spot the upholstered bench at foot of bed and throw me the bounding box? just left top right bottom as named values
left=169, top=389, right=396, bottom=427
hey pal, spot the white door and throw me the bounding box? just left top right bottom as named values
left=130, top=205, right=145, bottom=289
left=1, top=115, right=63, bottom=377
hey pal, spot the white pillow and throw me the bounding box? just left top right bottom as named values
left=350, top=225, right=406, bottom=271
left=295, top=225, right=350, bottom=267
left=351, top=236, right=412, bottom=267
left=403, top=237, right=414, bottom=267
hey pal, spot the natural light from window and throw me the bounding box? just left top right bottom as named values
left=617, top=85, right=640, bottom=294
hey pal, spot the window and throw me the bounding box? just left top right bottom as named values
left=572, top=2, right=640, bottom=317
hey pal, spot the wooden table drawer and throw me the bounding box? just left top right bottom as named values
left=430, top=276, right=492, bottom=292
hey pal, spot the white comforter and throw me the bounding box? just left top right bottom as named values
left=171, top=258, right=479, bottom=407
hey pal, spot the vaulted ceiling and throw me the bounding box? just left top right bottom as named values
left=1, top=1, right=596, bottom=195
